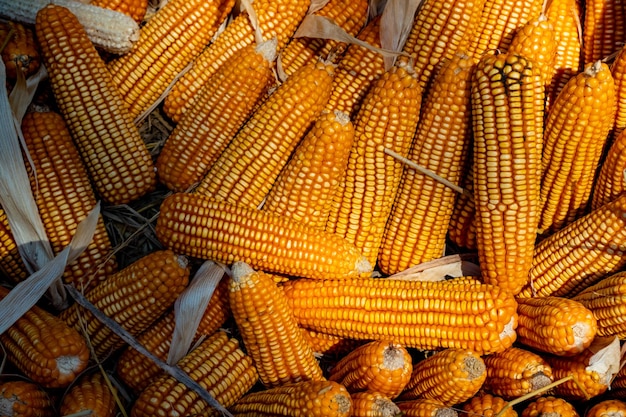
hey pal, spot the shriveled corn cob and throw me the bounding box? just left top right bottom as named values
left=194, top=60, right=335, bottom=207
left=229, top=380, right=353, bottom=417
left=59, top=372, right=117, bottom=417
left=461, top=393, right=517, bottom=417
left=583, top=0, right=626, bottom=64
left=0, top=381, right=54, bottom=417
left=471, top=52, right=544, bottom=295
left=282, top=277, right=518, bottom=355
left=0, top=20, right=39, bottom=80
left=521, top=396, right=580, bottom=417
left=399, top=348, right=486, bottom=406
left=262, top=109, right=354, bottom=230
left=35, top=4, right=156, bottom=205
left=229, top=262, right=324, bottom=387
left=90, top=0, right=147, bottom=23
left=544, top=349, right=610, bottom=400
left=0, top=286, right=89, bottom=388
left=379, top=52, right=475, bottom=274
left=300, top=328, right=365, bottom=358
left=328, top=340, right=412, bottom=399
left=539, top=60, right=616, bottom=236
left=0, top=206, right=28, bottom=283
left=59, top=250, right=190, bottom=358
left=591, top=128, right=626, bottom=209
left=131, top=330, right=258, bottom=417
left=397, top=399, right=458, bottom=417
left=156, top=39, right=276, bottom=193
left=350, top=391, right=401, bottom=417
left=156, top=192, right=372, bottom=279
left=586, top=400, right=626, bottom=417
left=482, top=347, right=553, bottom=400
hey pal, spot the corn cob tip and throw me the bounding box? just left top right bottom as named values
left=256, top=37, right=278, bottom=62
left=356, top=256, right=373, bottom=275
left=231, top=261, right=255, bottom=283
left=333, top=109, right=350, bottom=126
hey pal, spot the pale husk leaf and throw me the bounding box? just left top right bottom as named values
left=388, top=254, right=481, bottom=281
left=308, top=0, right=331, bottom=15
left=379, top=0, right=422, bottom=69
left=587, top=336, right=621, bottom=387
left=368, top=0, right=388, bottom=19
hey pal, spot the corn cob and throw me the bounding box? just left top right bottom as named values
left=583, top=0, right=626, bottom=64
left=300, top=328, right=365, bottom=358
left=614, top=366, right=626, bottom=399
left=518, top=193, right=626, bottom=298
left=521, top=396, right=580, bottom=417
left=482, top=347, right=553, bottom=400
left=399, top=348, right=486, bottom=406
left=156, top=39, right=276, bottom=193
left=131, top=330, right=258, bottom=417
left=0, top=20, right=39, bottom=80
left=0, top=381, right=54, bottom=417
left=59, top=250, right=190, bottom=358
left=194, top=60, right=334, bottom=207
left=397, top=399, right=457, bottom=417
left=0, top=286, right=89, bottom=388
left=162, top=0, right=310, bottom=122
left=229, top=380, right=353, bottom=417
left=448, top=165, right=477, bottom=250
left=471, top=52, right=544, bottom=295
left=229, top=261, right=324, bottom=387
left=539, top=61, right=616, bottom=236
left=59, top=372, right=117, bottom=417
left=35, top=4, right=156, bottom=205
left=586, top=400, right=626, bottom=417
left=89, top=0, right=147, bottom=23
left=461, top=393, right=517, bottom=417
left=157, top=192, right=372, bottom=279
left=544, top=350, right=610, bottom=400
left=379, top=52, right=475, bottom=274
left=0, top=206, right=28, bottom=283
left=261, top=109, right=354, bottom=230
left=350, top=391, right=401, bottom=417
left=612, top=46, right=626, bottom=138
left=592, top=128, right=626, bottom=209
left=21, top=110, right=117, bottom=292
left=282, top=277, right=518, bottom=355
left=328, top=340, right=412, bottom=399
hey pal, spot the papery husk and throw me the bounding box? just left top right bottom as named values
left=587, top=336, right=621, bottom=387
left=379, top=0, right=422, bottom=69
left=368, top=0, right=388, bottom=19
left=388, top=254, right=481, bottom=281
left=308, top=0, right=331, bottom=15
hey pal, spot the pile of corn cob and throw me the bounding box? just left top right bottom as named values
left=4, top=0, right=626, bottom=415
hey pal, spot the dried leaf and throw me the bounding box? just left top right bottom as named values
left=379, top=0, right=422, bottom=69
left=368, top=0, right=388, bottom=19
left=388, top=254, right=481, bottom=282
left=308, top=0, right=331, bottom=15
left=587, top=336, right=621, bottom=387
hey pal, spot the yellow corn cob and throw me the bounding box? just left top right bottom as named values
left=194, top=60, right=334, bottom=207
left=156, top=39, right=277, bottom=192
left=325, top=60, right=422, bottom=266
left=482, top=347, right=553, bottom=400
left=586, top=400, right=626, bottom=417
left=448, top=165, right=477, bottom=250
left=229, top=380, right=353, bottom=417
left=229, top=261, right=324, bottom=387
left=162, top=0, right=310, bottom=122
left=583, top=0, right=626, bottom=64
left=21, top=111, right=117, bottom=292
left=59, top=250, right=190, bottom=358
left=461, top=393, right=518, bottom=417
left=0, top=286, right=90, bottom=388
left=89, top=0, right=147, bottom=22
left=379, top=52, right=475, bottom=274
left=350, top=391, right=401, bottom=417
left=612, top=46, right=626, bottom=137
left=539, top=61, right=616, bottom=236
left=397, top=399, right=457, bottom=417
left=131, top=330, right=258, bottom=417
left=300, top=328, right=365, bottom=358
left=0, top=206, right=28, bottom=283
left=592, top=129, right=626, bottom=209
left=398, top=348, right=486, bottom=406
left=282, top=277, right=518, bottom=355
left=544, top=350, right=610, bottom=400
left=518, top=193, right=626, bottom=298
left=0, top=381, right=54, bottom=417
left=156, top=192, right=372, bottom=279
left=471, top=52, right=544, bottom=295
left=35, top=4, right=156, bottom=205
left=0, top=20, right=39, bottom=80
left=59, top=372, right=117, bottom=417
left=521, top=396, right=580, bottom=417
left=261, top=109, right=354, bottom=230
left=328, top=340, right=412, bottom=399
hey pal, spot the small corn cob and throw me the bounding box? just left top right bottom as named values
left=59, top=250, right=190, bottom=358
left=162, top=0, right=310, bottom=122
left=131, top=331, right=258, bottom=417
left=282, top=277, right=518, bottom=355
left=0, top=206, right=28, bottom=283
left=515, top=296, right=597, bottom=356
left=350, top=391, right=401, bottom=417
left=586, top=400, right=626, bottom=417
left=448, top=165, right=477, bottom=250
left=35, top=4, right=156, bottom=205
left=59, top=372, right=117, bottom=417
left=482, top=347, right=553, bottom=400
left=90, top=0, right=147, bottom=23
left=0, top=381, right=54, bottom=417
left=0, top=286, right=90, bottom=388
left=518, top=193, right=626, bottom=298
left=300, top=328, right=365, bottom=358
left=461, top=393, right=518, bottom=417
left=397, top=399, right=458, bottom=417
left=229, top=261, right=324, bottom=387
left=583, top=0, right=626, bottom=64
left=228, top=380, right=353, bottom=417
left=156, top=192, right=372, bottom=279
left=21, top=111, right=117, bottom=292
left=261, top=109, right=354, bottom=230
left=544, top=350, right=610, bottom=400
left=612, top=46, right=626, bottom=138
left=521, top=396, right=579, bottom=417
left=0, top=20, right=39, bottom=80
left=328, top=340, right=412, bottom=399
left=399, top=348, right=486, bottom=406
left=471, top=52, right=544, bottom=295
left=378, top=52, right=475, bottom=274
left=592, top=128, right=626, bottom=209
left=539, top=60, right=616, bottom=236
left=156, top=39, right=276, bottom=193
left=194, top=60, right=335, bottom=207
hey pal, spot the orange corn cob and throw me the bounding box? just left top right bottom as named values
left=586, top=400, right=626, bottom=417
left=228, top=380, right=353, bottom=417
left=612, top=46, right=626, bottom=138
left=583, top=0, right=626, bottom=64
left=0, top=381, right=54, bottom=417
left=471, top=52, right=544, bottom=295
left=397, top=399, right=457, bottom=417
left=521, top=396, right=580, bottom=417
left=350, top=391, right=401, bottom=417
left=0, top=286, right=90, bottom=388
left=262, top=109, right=354, bottom=230
left=379, top=52, right=475, bottom=274
left=59, top=250, right=190, bottom=358
left=89, top=0, right=147, bottom=22
left=328, top=340, right=412, bottom=399
left=0, top=206, right=28, bottom=283
left=461, top=393, right=518, bottom=417
left=0, top=20, right=40, bottom=80
left=592, top=128, right=626, bottom=209
left=194, top=60, right=335, bottom=207
left=544, top=350, right=610, bottom=400
left=282, top=277, right=518, bottom=355
left=59, top=372, right=117, bottom=417
left=156, top=192, right=372, bottom=279
left=35, top=4, right=156, bottom=205
left=448, top=165, right=477, bottom=250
